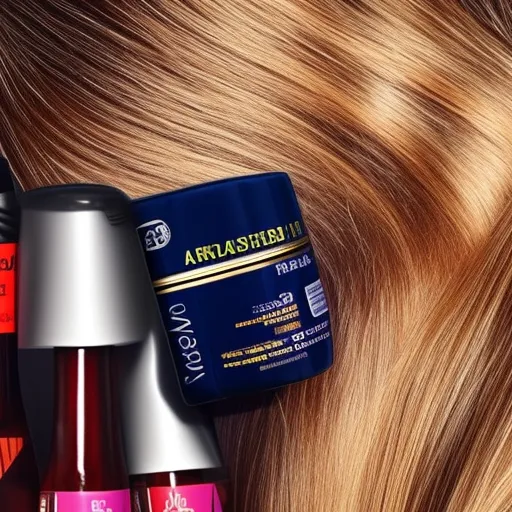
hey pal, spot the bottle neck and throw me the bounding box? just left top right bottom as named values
left=43, top=347, right=128, bottom=492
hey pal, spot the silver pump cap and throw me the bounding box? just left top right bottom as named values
left=18, top=184, right=154, bottom=348
left=117, top=309, right=223, bottom=475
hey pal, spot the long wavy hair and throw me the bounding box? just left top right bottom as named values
left=2, top=1, right=512, bottom=510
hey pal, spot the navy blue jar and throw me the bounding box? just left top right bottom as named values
left=132, top=172, right=333, bottom=405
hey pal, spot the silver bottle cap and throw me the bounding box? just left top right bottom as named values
left=18, top=184, right=153, bottom=348
left=117, top=309, right=223, bottom=475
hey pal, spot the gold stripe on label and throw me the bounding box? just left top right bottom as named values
left=153, top=236, right=310, bottom=289
left=156, top=245, right=310, bottom=295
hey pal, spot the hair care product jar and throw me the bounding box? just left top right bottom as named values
left=132, top=172, right=333, bottom=405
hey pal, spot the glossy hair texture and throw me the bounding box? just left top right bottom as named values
left=2, top=1, right=512, bottom=510
left=460, top=0, right=512, bottom=43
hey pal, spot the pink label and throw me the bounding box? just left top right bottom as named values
left=40, top=489, right=131, bottom=512
left=149, top=484, right=223, bottom=511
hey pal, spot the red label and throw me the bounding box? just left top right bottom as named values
left=0, top=243, right=16, bottom=334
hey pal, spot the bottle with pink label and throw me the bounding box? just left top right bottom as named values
left=117, top=312, right=229, bottom=512
left=122, top=340, right=229, bottom=512
left=114, top=223, right=229, bottom=511
left=18, top=184, right=158, bottom=512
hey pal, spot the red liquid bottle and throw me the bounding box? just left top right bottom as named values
left=118, top=324, right=228, bottom=512
left=39, top=347, right=131, bottom=512
left=0, top=157, right=39, bottom=511
left=17, top=184, right=160, bottom=511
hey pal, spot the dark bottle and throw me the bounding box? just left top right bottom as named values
left=0, top=157, right=39, bottom=511
left=39, top=347, right=131, bottom=512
